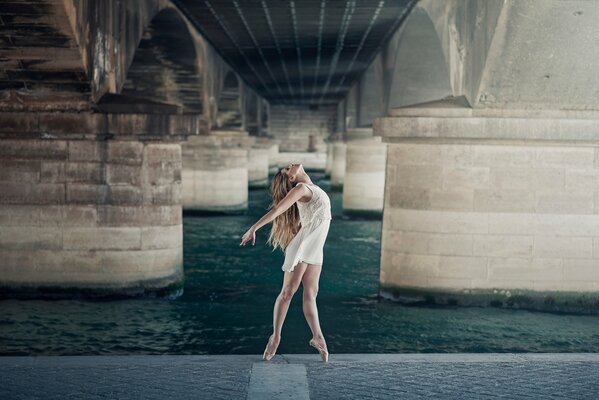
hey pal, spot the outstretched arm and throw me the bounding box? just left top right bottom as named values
left=240, top=184, right=310, bottom=246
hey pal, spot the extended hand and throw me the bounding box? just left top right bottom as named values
left=240, top=227, right=256, bottom=246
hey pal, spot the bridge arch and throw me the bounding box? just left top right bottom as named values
left=215, top=70, right=243, bottom=130
left=386, top=6, right=453, bottom=110
left=118, top=7, right=204, bottom=114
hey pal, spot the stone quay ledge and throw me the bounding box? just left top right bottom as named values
left=1, top=353, right=598, bottom=399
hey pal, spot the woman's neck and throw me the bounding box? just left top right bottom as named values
left=295, top=176, right=313, bottom=185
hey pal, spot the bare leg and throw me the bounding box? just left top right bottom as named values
left=266, top=262, right=309, bottom=354
left=301, top=263, right=327, bottom=350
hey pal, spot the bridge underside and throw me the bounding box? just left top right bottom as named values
left=1, top=0, right=599, bottom=311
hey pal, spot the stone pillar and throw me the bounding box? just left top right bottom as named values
left=330, top=141, right=346, bottom=191
left=375, top=99, right=599, bottom=313
left=342, top=128, right=387, bottom=217
left=0, top=134, right=184, bottom=297
left=181, top=130, right=251, bottom=213
left=253, top=137, right=280, bottom=176
left=248, top=145, right=269, bottom=188
left=267, top=142, right=280, bottom=175
left=274, top=152, right=327, bottom=172
left=325, top=140, right=334, bottom=178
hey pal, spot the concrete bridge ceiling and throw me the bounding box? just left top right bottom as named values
left=0, top=0, right=89, bottom=110
left=174, top=0, right=416, bottom=106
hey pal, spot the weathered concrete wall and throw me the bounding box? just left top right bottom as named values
left=215, top=70, right=243, bottom=129
left=56, top=0, right=249, bottom=122
left=357, top=55, right=384, bottom=126
left=417, top=0, right=504, bottom=106
left=273, top=152, right=327, bottom=172
left=375, top=103, right=599, bottom=312
left=63, top=0, right=165, bottom=102
left=269, top=105, right=336, bottom=152
left=325, top=141, right=334, bottom=178
left=385, top=6, right=453, bottom=110
left=477, top=0, right=599, bottom=110
left=345, top=85, right=358, bottom=129
left=0, top=0, right=91, bottom=111
left=248, top=146, right=269, bottom=188
left=330, top=142, right=346, bottom=191
left=181, top=132, right=251, bottom=212
left=344, top=0, right=504, bottom=115
left=0, top=136, right=183, bottom=295
left=342, top=129, right=387, bottom=216
left=253, top=137, right=279, bottom=175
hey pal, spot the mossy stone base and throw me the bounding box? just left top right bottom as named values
left=330, top=183, right=343, bottom=192
left=343, top=208, right=383, bottom=219
left=0, top=272, right=185, bottom=300
left=380, top=284, right=599, bottom=315
left=183, top=202, right=248, bottom=216
left=249, top=179, right=269, bottom=189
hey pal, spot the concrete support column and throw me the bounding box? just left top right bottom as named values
left=267, top=142, right=280, bottom=175
left=274, top=152, right=327, bottom=172
left=182, top=131, right=251, bottom=213
left=330, top=141, right=346, bottom=190
left=325, top=140, right=334, bottom=178
left=342, top=128, right=387, bottom=217
left=248, top=146, right=269, bottom=188
left=0, top=136, right=184, bottom=296
left=375, top=99, right=599, bottom=313
left=253, top=137, right=280, bottom=176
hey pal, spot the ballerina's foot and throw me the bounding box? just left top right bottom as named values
left=309, top=337, right=329, bottom=362
left=263, top=334, right=281, bottom=361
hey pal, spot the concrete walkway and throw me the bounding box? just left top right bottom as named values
left=1, top=354, right=598, bottom=399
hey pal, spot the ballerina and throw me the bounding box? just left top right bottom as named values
left=240, top=163, right=332, bottom=362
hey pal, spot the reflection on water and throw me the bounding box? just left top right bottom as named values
left=1, top=172, right=599, bottom=355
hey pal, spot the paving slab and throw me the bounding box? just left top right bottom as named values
left=1, top=354, right=598, bottom=400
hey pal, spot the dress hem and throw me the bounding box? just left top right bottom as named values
left=282, top=259, right=323, bottom=272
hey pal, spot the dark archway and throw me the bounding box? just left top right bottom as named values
left=118, top=8, right=203, bottom=114
left=215, top=71, right=242, bottom=130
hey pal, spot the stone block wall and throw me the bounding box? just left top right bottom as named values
left=330, top=142, right=346, bottom=190
left=343, top=136, right=387, bottom=215
left=248, top=147, right=269, bottom=188
left=269, top=105, right=336, bottom=152
left=181, top=134, right=249, bottom=212
left=0, top=138, right=183, bottom=294
left=381, top=142, right=599, bottom=295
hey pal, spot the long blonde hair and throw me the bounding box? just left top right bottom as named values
left=267, top=170, right=301, bottom=252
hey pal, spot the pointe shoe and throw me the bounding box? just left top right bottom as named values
left=263, top=334, right=277, bottom=361
left=309, top=338, right=329, bottom=363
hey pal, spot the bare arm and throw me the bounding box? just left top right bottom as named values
left=240, top=184, right=311, bottom=246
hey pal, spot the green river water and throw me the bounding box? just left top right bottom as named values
left=1, top=172, right=598, bottom=355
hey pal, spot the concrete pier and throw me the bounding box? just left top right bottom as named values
left=325, top=139, right=334, bottom=177
left=342, top=128, right=387, bottom=217
left=253, top=137, right=280, bottom=175
left=181, top=131, right=252, bottom=213
left=329, top=141, right=346, bottom=191
left=375, top=99, right=599, bottom=312
left=275, top=152, right=327, bottom=172
left=0, top=113, right=191, bottom=296
left=248, top=145, right=270, bottom=189
left=269, top=105, right=336, bottom=153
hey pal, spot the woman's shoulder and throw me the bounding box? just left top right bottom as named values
left=295, top=182, right=316, bottom=200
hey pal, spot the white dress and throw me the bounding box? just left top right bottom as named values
left=282, top=182, right=332, bottom=272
